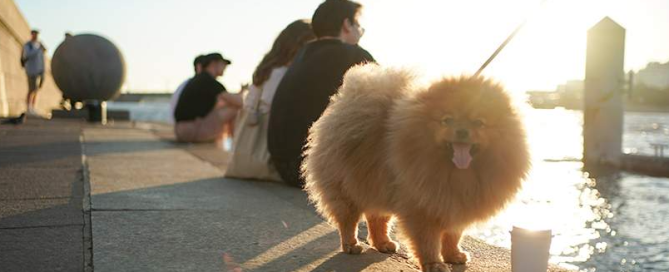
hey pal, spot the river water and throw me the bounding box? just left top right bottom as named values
left=108, top=101, right=669, bottom=271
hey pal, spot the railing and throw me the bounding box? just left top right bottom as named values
left=651, top=143, right=667, bottom=158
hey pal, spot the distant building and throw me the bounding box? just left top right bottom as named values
left=557, top=80, right=584, bottom=94
left=526, top=90, right=560, bottom=109
left=629, top=61, right=669, bottom=108
left=526, top=80, right=583, bottom=110
left=527, top=61, right=669, bottom=110
left=555, top=80, right=584, bottom=109
left=635, top=61, right=669, bottom=89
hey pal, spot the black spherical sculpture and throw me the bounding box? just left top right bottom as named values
left=51, top=34, right=125, bottom=102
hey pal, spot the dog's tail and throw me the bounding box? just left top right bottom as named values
left=336, top=63, right=415, bottom=102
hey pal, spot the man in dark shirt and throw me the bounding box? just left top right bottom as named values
left=268, top=0, right=375, bottom=187
left=174, top=53, right=242, bottom=143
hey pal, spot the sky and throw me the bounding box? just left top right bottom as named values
left=15, top=0, right=669, bottom=94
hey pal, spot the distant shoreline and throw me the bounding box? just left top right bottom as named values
left=531, top=106, right=669, bottom=113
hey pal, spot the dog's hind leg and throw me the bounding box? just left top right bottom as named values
left=441, top=231, right=469, bottom=264
left=365, top=214, right=399, bottom=253
left=330, top=201, right=363, bottom=254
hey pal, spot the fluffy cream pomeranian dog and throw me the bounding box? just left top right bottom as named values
left=302, top=64, right=530, bottom=272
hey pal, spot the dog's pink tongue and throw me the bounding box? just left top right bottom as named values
left=452, top=143, right=473, bottom=169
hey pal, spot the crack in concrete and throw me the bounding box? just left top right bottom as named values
left=80, top=132, right=94, bottom=272
left=91, top=208, right=192, bottom=212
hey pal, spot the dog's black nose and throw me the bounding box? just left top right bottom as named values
left=456, top=129, right=469, bottom=139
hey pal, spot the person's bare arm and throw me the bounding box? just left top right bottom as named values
left=217, top=92, right=243, bottom=108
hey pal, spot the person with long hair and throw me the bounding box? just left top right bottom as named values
left=225, top=19, right=315, bottom=181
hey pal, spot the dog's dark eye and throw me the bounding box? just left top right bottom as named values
left=472, top=119, right=485, bottom=127
left=441, top=117, right=455, bottom=126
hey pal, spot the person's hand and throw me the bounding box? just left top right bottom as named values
left=239, top=83, right=250, bottom=93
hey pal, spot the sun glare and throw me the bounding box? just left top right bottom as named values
left=360, top=0, right=603, bottom=93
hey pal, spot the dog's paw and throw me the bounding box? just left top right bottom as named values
left=443, top=250, right=469, bottom=264
left=342, top=243, right=364, bottom=255
left=372, top=240, right=399, bottom=253
left=422, top=262, right=450, bottom=272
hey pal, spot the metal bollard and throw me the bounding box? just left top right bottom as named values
left=86, top=100, right=107, bottom=125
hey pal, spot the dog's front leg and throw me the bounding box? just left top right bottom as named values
left=399, top=216, right=449, bottom=272
left=441, top=231, right=469, bottom=264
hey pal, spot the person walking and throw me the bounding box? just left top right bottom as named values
left=21, top=29, right=46, bottom=115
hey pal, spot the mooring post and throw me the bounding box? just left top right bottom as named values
left=583, top=17, right=626, bottom=172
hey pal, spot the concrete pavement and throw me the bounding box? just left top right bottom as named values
left=1, top=119, right=570, bottom=271
left=84, top=125, right=418, bottom=272
left=0, top=119, right=88, bottom=272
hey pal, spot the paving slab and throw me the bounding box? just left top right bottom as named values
left=85, top=127, right=417, bottom=271
left=0, top=119, right=86, bottom=271
left=0, top=168, right=81, bottom=200
left=0, top=122, right=82, bottom=169
left=92, top=210, right=414, bottom=272
left=0, top=198, right=83, bottom=228
left=0, top=226, right=84, bottom=272
left=0, top=153, right=82, bottom=169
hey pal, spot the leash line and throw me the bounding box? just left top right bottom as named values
left=474, top=0, right=550, bottom=77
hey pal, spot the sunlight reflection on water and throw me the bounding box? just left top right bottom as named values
left=468, top=109, right=669, bottom=271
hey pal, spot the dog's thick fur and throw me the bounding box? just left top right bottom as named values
left=303, top=64, right=530, bottom=271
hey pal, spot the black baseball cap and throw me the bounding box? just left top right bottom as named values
left=204, top=53, right=232, bottom=65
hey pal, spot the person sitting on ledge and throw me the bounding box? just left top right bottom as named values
left=170, top=54, right=205, bottom=123
left=268, top=0, right=375, bottom=187
left=174, top=53, right=242, bottom=143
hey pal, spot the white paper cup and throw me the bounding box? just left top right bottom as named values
left=511, top=226, right=552, bottom=272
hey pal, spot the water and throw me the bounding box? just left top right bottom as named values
left=108, top=101, right=174, bottom=124
left=110, top=101, right=669, bottom=271
left=469, top=109, right=669, bottom=272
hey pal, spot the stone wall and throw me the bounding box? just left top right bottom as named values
left=0, top=0, right=60, bottom=117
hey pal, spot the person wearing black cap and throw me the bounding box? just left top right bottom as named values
left=174, top=53, right=242, bottom=143
left=268, top=0, right=374, bottom=187
left=170, top=54, right=206, bottom=123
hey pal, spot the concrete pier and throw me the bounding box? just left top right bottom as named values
left=0, top=119, right=571, bottom=271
